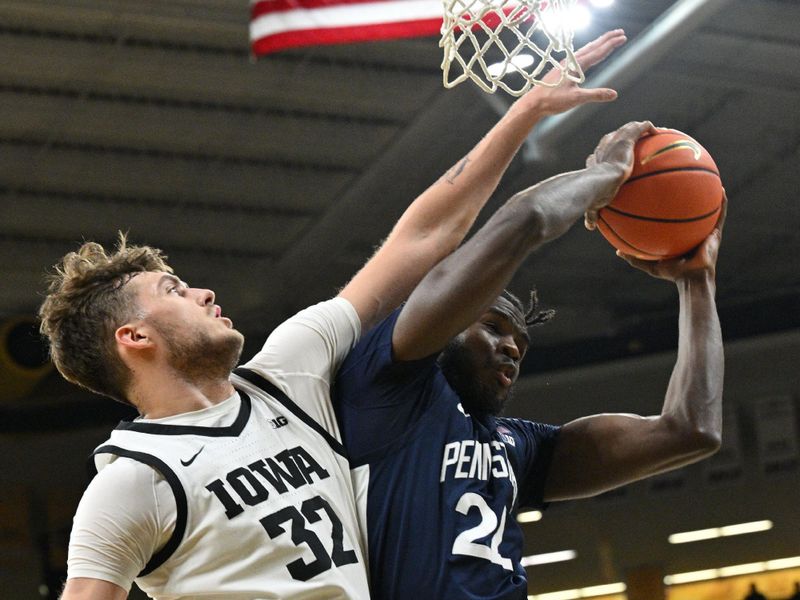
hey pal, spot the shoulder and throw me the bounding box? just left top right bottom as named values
left=261, top=297, right=361, bottom=354
left=496, top=417, right=561, bottom=450
left=69, top=457, right=175, bottom=588
left=245, top=297, right=362, bottom=380
left=342, top=307, right=403, bottom=367
left=90, top=454, right=162, bottom=492
left=336, top=306, right=432, bottom=398
left=81, top=456, right=175, bottom=525
left=280, top=297, right=361, bottom=338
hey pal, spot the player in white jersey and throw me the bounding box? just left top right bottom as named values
left=38, top=30, right=626, bottom=599
left=77, top=299, right=367, bottom=599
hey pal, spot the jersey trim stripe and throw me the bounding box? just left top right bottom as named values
left=233, top=367, right=349, bottom=459
left=92, top=445, right=188, bottom=577
left=113, top=392, right=252, bottom=436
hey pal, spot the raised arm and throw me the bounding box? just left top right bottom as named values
left=392, top=120, right=656, bottom=361
left=339, top=30, right=627, bottom=331
left=543, top=200, right=726, bottom=501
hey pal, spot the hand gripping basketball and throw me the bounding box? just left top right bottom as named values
left=617, top=193, right=727, bottom=282
left=594, top=127, right=725, bottom=260
left=583, top=121, right=658, bottom=230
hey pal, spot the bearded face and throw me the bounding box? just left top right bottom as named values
left=147, top=311, right=244, bottom=383
left=438, top=299, right=529, bottom=417
left=439, top=333, right=515, bottom=417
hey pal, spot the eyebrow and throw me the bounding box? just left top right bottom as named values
left=157, top=273, right=184, bottom=292
left=488, top=309, right=530, bottom=345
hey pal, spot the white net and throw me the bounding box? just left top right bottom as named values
left=439, top=0, right=584, bottom=96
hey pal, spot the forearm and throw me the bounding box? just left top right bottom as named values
left=442, top=161, right=624, bottom=306
left=388, top=94, right=548, bottom=250
left=340, top=96, right=551, bottom=330
left=544, top=279, right=723, bottom=500
left=514, top=161, right=624, bottom=245
left=662, top=273, right=724, bottom=449
left=394, top=162, right=623, bottom=359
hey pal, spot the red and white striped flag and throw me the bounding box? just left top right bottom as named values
left=250, top=0, right=444, bottom=56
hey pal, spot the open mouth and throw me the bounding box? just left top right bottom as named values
left=497, top=371, right=512, bottom=387
left=496, top=364, right=517, bottom=387
left=213, top=305, right=233, bottom=328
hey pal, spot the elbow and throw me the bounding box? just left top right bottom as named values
left=704, top=426, right=723, bottom=454
left=439, top=220, right=472, bottom=255
left=501, top=194, right=548, bottom=247
left=680, top=424, right=721, bottom=461
left=663, top=413, right=722, bottom=460
left=693, top=427, right=722, bottom=457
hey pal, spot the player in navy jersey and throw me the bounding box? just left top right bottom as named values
left=334, top=120, right=726, bottom=599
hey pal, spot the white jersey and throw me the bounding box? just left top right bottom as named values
left=70, top=298, right=370, bottom=599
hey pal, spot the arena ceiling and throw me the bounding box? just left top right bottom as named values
left=0, top=0, right=798, bottom=596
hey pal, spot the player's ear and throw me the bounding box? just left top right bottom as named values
left=116, top=322, right=155, bottom=351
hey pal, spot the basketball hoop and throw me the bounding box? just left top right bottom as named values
left=439, top=0, right=584, bottom=96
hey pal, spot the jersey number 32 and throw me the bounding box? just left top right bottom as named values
left=260, top=495, right=358, bottom=581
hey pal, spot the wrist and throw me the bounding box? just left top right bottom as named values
left=677, top=270, right=716, bottom=293
left=587, top=162, right=627, bottom=200
left=590, top=160, right=626, bottom=180
left=510, top=92, right=547, bottom=124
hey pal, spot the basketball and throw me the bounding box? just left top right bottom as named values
left=596, top=128, right=724, bottom=260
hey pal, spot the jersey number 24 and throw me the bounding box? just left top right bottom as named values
left=452, top=492, right=513, bottom=570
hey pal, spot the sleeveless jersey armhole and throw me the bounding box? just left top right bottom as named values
left=93, top=445, right=188, bottom=576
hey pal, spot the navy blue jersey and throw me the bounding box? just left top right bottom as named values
left=334, top=309, right=560, bottom=600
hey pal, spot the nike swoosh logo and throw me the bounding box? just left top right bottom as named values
left=180, top=446, right=205, bottom=467
left=640, top=139, right=702, bottom=165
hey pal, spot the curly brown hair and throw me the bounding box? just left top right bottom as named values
left=38, top=234, right=172, bottom=404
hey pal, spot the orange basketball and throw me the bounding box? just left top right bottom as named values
left=596, top=128, right=723, bottom=260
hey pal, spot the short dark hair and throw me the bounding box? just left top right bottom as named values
left=501, top=288, right=555, bottom=329
left=39, top=233, right=172, bottom=404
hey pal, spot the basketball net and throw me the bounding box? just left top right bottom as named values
left=440, top=0, right=584, bottom=96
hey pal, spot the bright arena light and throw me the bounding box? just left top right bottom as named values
left=767, top=557, right=800, bottom=570
left=531, top=554, right=800, bottom=599
left=532, top=590, right=580, bottom=600
left=487, top=54, right=535, bottom=78
left=720, top=520, right=774, bottom=537
left=571, top=4, right=592, bottom=31
left=528, top=582, right=626, bottom=599
left=580, top=583, right=627, bottom=596
left=521, top=550, right=577, bottom=567
left=517, top=510, right=543, bottom=523
left=664, top=555, right=800, bottom=586
left=668, top=520, right=773, bottom=544
left=539, top=4, right=592, bottom=34
left=664, top=569, right=719, bottom=585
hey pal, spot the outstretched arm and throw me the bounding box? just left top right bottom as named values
left=392, top=120, right=655, bottom=361
left=543, top=199, right=726, bottom=501
left=339, top=30, right=627, bottom=331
